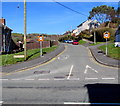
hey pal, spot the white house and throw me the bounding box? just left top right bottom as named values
left=73, top=19, right=100, bottom=36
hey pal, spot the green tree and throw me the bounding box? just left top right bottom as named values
left=89, top=5, right=116, bottom=23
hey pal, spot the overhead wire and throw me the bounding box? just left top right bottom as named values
left=52, top=0, right=88, bottom=17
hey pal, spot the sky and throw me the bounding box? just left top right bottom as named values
left=1, top=1, right=119, bottom=35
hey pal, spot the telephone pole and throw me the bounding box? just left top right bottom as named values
left=24, top=0, right=27, bottom=60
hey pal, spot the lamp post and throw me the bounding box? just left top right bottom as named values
left=24, top=0, right=27, bottom=60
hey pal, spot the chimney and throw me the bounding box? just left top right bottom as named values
left=0, top=18, right=6, bottom=25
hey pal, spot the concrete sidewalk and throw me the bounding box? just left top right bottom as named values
left=2, top=44, right=65, bottom=73
left=88, top=43, right=119, bottom=68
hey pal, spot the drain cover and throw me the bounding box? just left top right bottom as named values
left=54, top=76, right=65, bottom=79
left=34, top=70, right=50, bottom=74
left=66, top=74, right=73, bottom=76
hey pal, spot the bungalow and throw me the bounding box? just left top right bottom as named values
left=0, top=18, right=19, bottom=53
left=73, top=19, right=100, bottom=36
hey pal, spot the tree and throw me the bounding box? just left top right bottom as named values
left=89, top=5, right=116, bottom=23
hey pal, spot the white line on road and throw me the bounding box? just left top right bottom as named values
left=102, top=78, right=115, bottom=80
left=38, top=79, right=50, bottom=80
left=64, top=102, right=120, bottom=105
left=85, top=77, right=98, bottom=80
left=0, top=101, right=3, bottom=104
left=64, top=102, right=91, bottom=104
left=11, top=79, right=21, bottom=80
left=84, top=65, right=98, bottom=74
left=0, top=79, right=8, bottom=81
left=25, top=79, right=35, bottom=81
left=67, top=78, right=80, bottom=80
left=67, top=65, right=74, bottom=80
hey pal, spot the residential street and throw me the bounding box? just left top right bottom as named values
left=2, top=44, right=119, bottom=104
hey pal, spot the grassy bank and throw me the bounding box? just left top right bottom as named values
left=98, top=43, right=120, bottom=60
left=1, top=46, right=58, bottom=66
left=79, top=40, right=86, bottom=44
left=89, top=42, right=104, bottom=46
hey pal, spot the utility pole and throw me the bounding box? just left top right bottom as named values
left=24, top=0, right=27, bottom=60
left=94, top=30, right=96, bottom=44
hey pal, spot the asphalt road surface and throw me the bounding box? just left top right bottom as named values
left=1, top=44, right=119, bottom=105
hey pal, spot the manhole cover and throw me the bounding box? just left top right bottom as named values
left=98, top=50, right=103, bottom=53
left=34, top=70, right=50, bottom=74
left=54, top=76, right=65, bottom=79
left=66, top=74, right=73, bottom=76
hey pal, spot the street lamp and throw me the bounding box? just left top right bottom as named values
left=89, top=21, right=99, bottom=44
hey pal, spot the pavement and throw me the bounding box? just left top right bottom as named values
left=2, top=42, right=119, bottom=74
left=87, top=43, right=119, bottom=68
left=2, top=43, right=65, bottom=73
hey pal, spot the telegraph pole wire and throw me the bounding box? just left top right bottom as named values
left=52, top=0, right=88, bottom=17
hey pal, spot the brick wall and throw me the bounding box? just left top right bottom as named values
left=26, top=41, right=50, bottom=50
left=16, top=40, right=59, bottom=50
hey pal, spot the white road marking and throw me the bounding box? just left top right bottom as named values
left=85, top=77, right=98, bottom=80
left=67, top=78, right=80, bottom=80
left=64, top=102, right=120, bottom=105
left=38, top=79, right=50, bottom=80
left=0, top=77, right=115, bottom=81
left=64, top=102, right=91, bottom=104
left=58, top=55, right=69, bottom=60
left=0, top=79, right=8, bottom=81
left=102, top=78, right=115, bottom=80
left=25, top=79, right=35, bottom=81
left=0, top=101, right=3, bottom=104
left=67, top=65, right=74, bottom=79
left=84, top=65, right=98, bottom=74
left=11, top=79, right=21, bottom=80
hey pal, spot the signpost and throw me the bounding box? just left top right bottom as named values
left=38, top=36, right=44, bottom=57
left=103, top=31, right=110, bottom=55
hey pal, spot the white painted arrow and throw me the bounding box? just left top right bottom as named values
left=84, top=65, right=98, bottom=74
left=0, top=101, right=3, bottom=104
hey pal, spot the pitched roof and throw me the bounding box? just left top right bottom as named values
left=0, top=23, right=12, bottom=31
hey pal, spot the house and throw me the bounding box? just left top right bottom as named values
left=73, top=19, right=100, bottom=36
left=0, top=18, right=19, bottom=53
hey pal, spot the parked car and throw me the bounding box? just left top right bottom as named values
left=72, top=40, right=79, bottom=45
left=68, top=40, right=73, bottom=43
left=63, top=40, right=73, bottom=43
left=63, top=40, right=68, bottom=43
left=115, top=25, right=120, bottom=47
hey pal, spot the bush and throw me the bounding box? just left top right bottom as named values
left=90, top=28, right=116, bottom=42
left=58, top=35, right=76, bottom=42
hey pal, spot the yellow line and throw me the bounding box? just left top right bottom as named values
left=3, top=45, right=67, bottom=76
left=87, top=47, right=119, bottom=69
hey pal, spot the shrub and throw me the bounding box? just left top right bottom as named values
left=90, top=28, right=116, bottom=42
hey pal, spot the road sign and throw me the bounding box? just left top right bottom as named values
left=38, top=36, right=44, bottom=41
left=103, top=31, right=110, bottom=56
left=103, top=31, right=110, bottom=39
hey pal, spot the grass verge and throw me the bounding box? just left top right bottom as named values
left=98, top=43, right=120, bottom=60
left=1, top=46, right=58, bottom=66
left=89, top=42, right=104, bottom=46
left=79, top=40, right=86, bottom=45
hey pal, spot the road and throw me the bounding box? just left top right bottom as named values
left=1, top=44, right=119, bottom=105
